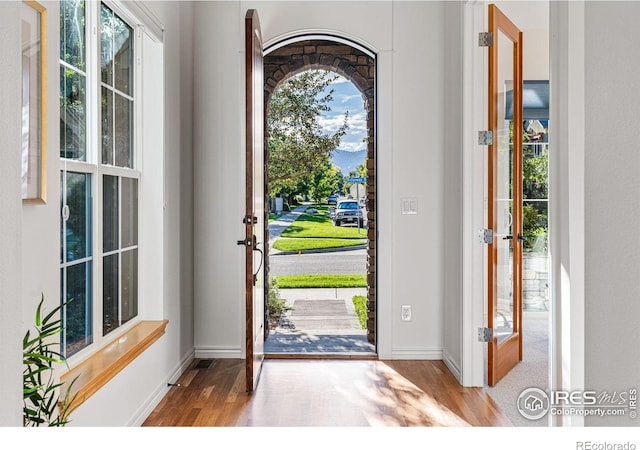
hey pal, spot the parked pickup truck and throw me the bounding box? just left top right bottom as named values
left=330, top=200, right=364, bottom=227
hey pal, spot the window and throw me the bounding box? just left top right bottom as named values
left=60, top=0, right=140, bottom=358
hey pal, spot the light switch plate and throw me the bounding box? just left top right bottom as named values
left=401, top=197, right=418, bottom=215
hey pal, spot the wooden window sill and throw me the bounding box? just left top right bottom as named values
left=60, top=320, right=168, bottom=414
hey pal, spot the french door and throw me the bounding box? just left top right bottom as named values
left=487, top=3, right=523, bottom=386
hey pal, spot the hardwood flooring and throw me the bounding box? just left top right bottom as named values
left=142, top=358, right=512, bottom=427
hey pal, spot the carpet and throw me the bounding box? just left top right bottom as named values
left=486, top=314, right=550, bottom=427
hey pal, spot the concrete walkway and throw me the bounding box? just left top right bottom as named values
left=268, top=203, right=309, bottom=248
left=264, top=288, right=375, bottom=354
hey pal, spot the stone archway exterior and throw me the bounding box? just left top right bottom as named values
left=264, top=39, right=377, bottom=345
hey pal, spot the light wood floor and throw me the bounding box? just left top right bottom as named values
left=142, top=358, right=512, bottom=427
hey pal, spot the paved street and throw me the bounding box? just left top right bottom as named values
left=268, top=248, right=366, bottom=276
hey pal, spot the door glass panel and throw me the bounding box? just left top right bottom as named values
left=496, top=29, right=515, bottom=343
left=522, top=124, right=549, bottom=312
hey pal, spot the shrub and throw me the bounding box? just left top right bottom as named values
left=268, top=277, right=288, bottom=329
left=352, top=295, right=368, bottom=329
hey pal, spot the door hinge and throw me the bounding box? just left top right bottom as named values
left=478, top=130, right=493, bottom=146
left=479, top=228, right=493, bottom=244
left=478, top=32, right=493, bottom=47
left=478, top=327, right=493, bottom=342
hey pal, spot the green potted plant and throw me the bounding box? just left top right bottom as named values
left=23, top=295, right=77, bottom=426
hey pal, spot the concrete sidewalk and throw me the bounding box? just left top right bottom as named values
left=264, top=287, right=374, bottom=354
left=267, top=203, right=309, bottom=248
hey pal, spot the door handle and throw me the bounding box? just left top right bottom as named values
left=502, top=234, right=526, bottom=242
left=237, top=238, right=252, bottom=247
left=253, top=246, right=264, bottom=286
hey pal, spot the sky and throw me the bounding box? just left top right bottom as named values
left=317, top=74, right=367, bottom=153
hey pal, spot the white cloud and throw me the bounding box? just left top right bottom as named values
left=317, top=112, right=367, bottom=134
left=341, top=94, right=362, bottom=104
left=337, top=141, right=367, bottom=152
left=347, top=112, right=367, bottom=131
left=317, top=115, right=348, bottom=133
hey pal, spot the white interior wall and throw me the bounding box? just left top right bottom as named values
left=192, top=0, right=246, bottom=357
left=390, top=2, right=445, bottom=358
left=0, top=1, right=24, bottom=427
left=584, top=1, right=640, bottom=427
left=443, top=0, right=464, bottom=379
left=21, top=0, right=61, bottom=346
left=193, top=1, right=454, bottom=361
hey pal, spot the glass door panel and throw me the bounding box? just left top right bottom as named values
left=495, top=28, right=515, bottom=344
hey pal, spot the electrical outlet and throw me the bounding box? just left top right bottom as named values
left=401, top=305, right=412, bottom=321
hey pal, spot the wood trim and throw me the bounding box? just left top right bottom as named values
left=487, top=4, right=497, bottom=385
left=60, top=320, right=168, bottom=414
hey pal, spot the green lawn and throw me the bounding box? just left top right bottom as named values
left=280, top=205, right=366, bottom=239
left=274, top=274, right=367, bottom=288
left=273, top=238, right=366, bottom=252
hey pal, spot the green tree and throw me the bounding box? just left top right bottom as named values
left=308, top=162, right=343, bottom=202
left=522, top=137, right=549, bottom=252
left=267, top=70, right=349, bottom=201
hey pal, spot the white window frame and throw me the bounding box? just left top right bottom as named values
left=60, top=0, right=154, bottom=365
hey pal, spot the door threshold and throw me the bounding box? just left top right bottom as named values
left=264, top=352, right=378, bottom=360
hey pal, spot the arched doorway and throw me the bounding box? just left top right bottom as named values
left=263, top=36, right=377, bottom=349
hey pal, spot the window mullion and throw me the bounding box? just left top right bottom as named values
left=118, top=176, right=123, bottom=329
left=86, top=0, right=104, bottom=345
left=61, top=169, right=68, bottom=354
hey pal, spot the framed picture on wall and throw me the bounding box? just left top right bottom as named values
left=21, top=0, right=47, bottom=203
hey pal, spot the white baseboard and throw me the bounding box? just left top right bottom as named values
left=390, top=347, right=443, bottom=360
left=195, top=346, right=244, bottom=359
left=129, top=349, right=195, bottom=426
left=442, top=349, right=462, bottom=383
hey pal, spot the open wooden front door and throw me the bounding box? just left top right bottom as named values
left=487, top=4, right=523, bottom=386
left=244, top=9, right=265, bottom=393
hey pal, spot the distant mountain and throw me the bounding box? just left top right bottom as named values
left=331, top=149, right=366, bottom=175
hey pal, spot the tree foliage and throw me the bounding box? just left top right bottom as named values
left=267, top=70, right=348, bottom=198
left=308, top=162, right=343, bottom=202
